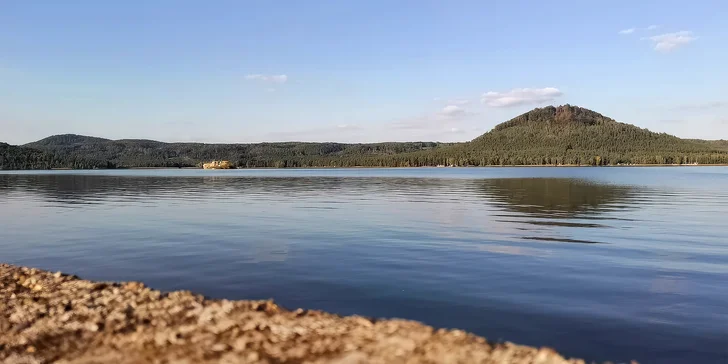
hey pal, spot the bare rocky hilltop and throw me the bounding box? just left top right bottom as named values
left=0, top=264, right=600, bottom=364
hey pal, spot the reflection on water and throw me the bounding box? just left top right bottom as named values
left=479, top=178, right=637, bottom=218
left=1, top=168, right=728, bottom=364
left=476, top=178, right=641, bottom=244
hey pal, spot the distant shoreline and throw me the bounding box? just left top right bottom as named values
left=6, top=107, right=728, bottom=170
left=39, top=164, right=728, bottom=171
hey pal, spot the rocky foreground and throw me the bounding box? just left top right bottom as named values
left=1, top=264, right=594, bottom=364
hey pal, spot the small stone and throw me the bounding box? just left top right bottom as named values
left=53, top=271, right=63, bottom=278
left=125, top=281, right=145, bottom=290
left=212, top=343, right=228, bottom=352
left=26, top=346, right=36, bottom=353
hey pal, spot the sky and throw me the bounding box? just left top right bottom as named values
left=1, top=0, right=727, bottom=144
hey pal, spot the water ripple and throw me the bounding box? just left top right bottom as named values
left=1, top=168, right=727, bottom=364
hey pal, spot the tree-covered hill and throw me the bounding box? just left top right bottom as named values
left=453, top=105, right=728, bottom=165
left=22, top=136, right=443, bottom=168
left=28, top=134, right=112, bottom=147
left=3, top=105, right=727, bottom=169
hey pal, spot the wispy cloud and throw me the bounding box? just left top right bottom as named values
left=674, top=101, right=727, bottom=111
left=620, top=25, right=660, bottom=35
left=337, top=124, right=362, bottom=130
left=619, top=28, right=636, bottom=35
left=245, top=74, right=288, bottom=84
left=441, top=105, right=466, bottom=117
left=392, top=106, right=475, bottom=130
left=644, top=31, right=697, bottom=52
left=481, top=87, right=563, bottom=108
left=447, top=127, right=482, bottom=135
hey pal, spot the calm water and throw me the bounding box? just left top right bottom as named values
left=1, top=167, right=727, bottom=363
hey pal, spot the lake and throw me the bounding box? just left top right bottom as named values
left=1, top=167, right=726, bottom=363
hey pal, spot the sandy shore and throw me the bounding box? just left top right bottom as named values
left=0, top=264, right=599, bottom=364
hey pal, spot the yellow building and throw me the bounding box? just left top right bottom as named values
left=202, top=160, right=233, bottom=169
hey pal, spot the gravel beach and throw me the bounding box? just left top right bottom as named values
left=0, top=264, right=593, bottom=364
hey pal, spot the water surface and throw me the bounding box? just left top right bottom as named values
left=1, top=167, right=727, bottom=363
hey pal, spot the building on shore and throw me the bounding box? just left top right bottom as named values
left=202, top=160, right=233, bottom=169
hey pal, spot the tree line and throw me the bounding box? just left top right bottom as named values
left=3, top=106, right=728, bottom=170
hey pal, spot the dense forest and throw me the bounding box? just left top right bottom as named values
left=3, top=105, right=728, bottom=170
left=0, top=143, right=57, bottom=170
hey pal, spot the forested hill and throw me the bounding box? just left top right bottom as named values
left=452, top=105, right=728, bottom=165
left=2, top=105, right=728, bottom=170
left=20, top=136, right=443, bottom=169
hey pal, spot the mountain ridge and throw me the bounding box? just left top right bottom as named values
left=4, top=105, right=728, bottom=169
left=28, top=134, right=112, bottom=147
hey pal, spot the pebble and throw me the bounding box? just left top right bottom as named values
left=212, top=343, right=228, bottom=352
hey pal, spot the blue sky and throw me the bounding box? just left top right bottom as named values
left=1, top=0, right=727, bottom=144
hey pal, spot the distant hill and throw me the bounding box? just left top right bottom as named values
left=452, top=105, right=728, bottom=165
left=3, top=105, right=727, bottom=169
left=28, top=134, right=111, bottom=147
left=711, top=140, right=728, bottom=151
left=22, top=137, right=442, bottom=169
left=688, top=139, right=728, bottom=152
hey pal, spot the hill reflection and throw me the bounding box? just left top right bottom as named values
left=1, top=175, right=640, bottom=220
left=476, top=178, right=638, bottom=219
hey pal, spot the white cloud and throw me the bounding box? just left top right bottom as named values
left=481, top=87, right=563, bottom=108
left=245, top=74, right=288, bottom=84
left=647, top=25, right=659, bottom=30
left=619, top=28, right=636, bottom=35
left=644, top=31, right=696, bottom=52
left=337, top=124, right=362, bottom=130
left=392, top=106, right=475, bottom=130
left=441, top=105, right=465, bottom=117
left=270, top=75, right=288, bottom=83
